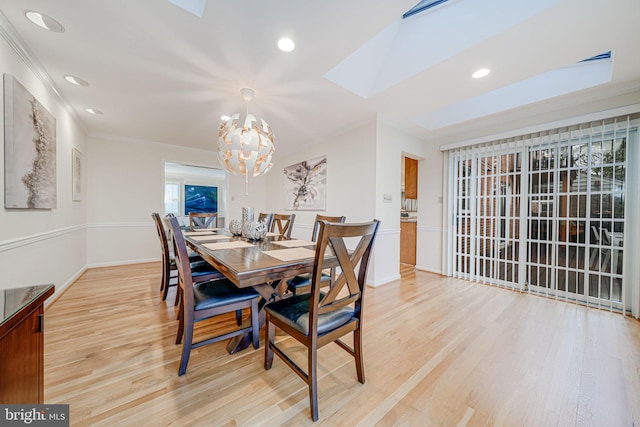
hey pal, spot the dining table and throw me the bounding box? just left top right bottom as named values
left=183, top=228, right=333, bottom=354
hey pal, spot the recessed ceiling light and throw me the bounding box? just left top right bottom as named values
left=64, top=75, right=89, bottom=87
left=277, top=38, right=295, bottom=52
left=220, top=115, right=231, bottom=121
left=24, top=10, right=65, bottom=33
left=472, top=68, right=491, bottom=79
left=85, top=108, right=103, bottom=115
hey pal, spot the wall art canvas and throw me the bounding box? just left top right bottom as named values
left=184, top=184, right=218, bottom=214
left=72, top=148, right=82, bottom=201
left=283, top=155, right=327, bottom=210
left=4, top=74, right=57, bottom=209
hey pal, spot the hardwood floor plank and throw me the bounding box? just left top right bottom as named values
left=43, top=262, right=640, bottom=426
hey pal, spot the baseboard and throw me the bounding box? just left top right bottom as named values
left=44, top=265, right=88, bottom=309
left=367, top=273, right=402, bottom=287
left=87, top=257, right=158, bottom=269
left=415, top=265, right=443, bottom=275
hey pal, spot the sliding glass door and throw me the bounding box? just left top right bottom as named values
left=447, top=117, right=634, bottom=312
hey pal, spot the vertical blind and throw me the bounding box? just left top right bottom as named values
left=443, top=114, right=640, bottom=317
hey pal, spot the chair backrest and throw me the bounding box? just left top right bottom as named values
left=271, top=213, right=296, bottom=238
left=600, top=228, right=611, bottom=245
left=311, top=215, right=346, bottom=242
left=591, top=226, right=600, bottom=243
left=308, top=220, right=380, bottom=332
left=152, top=212, right=171, bottom=265
left=258, top=213, right=274, bottom=231
left=168, top=216, right=195, bottom=306
left=189, top=212, right=217, bottom=230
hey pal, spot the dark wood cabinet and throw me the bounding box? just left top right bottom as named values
left=404, top=157, right=418, bottom=199
left=0, top=284, right=54, bottom=404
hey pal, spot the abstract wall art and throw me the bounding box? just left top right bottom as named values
left=4, top=74, right=57, bottom=209
left=283, top=155, right=327, bottom=211
left=72, top=148, right=82, bottom=201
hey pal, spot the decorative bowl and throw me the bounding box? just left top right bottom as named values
left=243, top=220, right=268, bottom=240
left=228, top=219, right=243, bottom=236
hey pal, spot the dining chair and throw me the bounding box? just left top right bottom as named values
left=270, top=213, right=296, bottom=238
left=287, top=214, right=346, bottom=295
left=152, top=213, right=207, bottom=302
left=152, top=212, right=177, bottom=301
left=155, top=213, right=226, bottom=307
left=589, top=225, right=601, bottom=268
left=264, top=219, right=380, bottom=421
left=258, top=212, right=274, bottom=231
left=168, top=216, right=260, bottom=376
left=189, top=212, right=218, bottom=230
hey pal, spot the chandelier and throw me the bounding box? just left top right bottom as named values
left=217, top=88, right=275, bottom=195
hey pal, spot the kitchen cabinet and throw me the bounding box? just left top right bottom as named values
left=400, top=220, right=417, bottom=265
left=404, top=157, right=418, bottom=199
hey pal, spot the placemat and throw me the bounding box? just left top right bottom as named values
left=262, top=248, right=316, bottom=262
left=203, top=241, right=254, bottom=250
left=272, top=239, right=315, bottom=248
left=189, top=234, right=231, bottom=242
left=183, top=230, right=219, bottom=236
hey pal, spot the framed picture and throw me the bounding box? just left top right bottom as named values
left=4, top=74, right=57, bottom=209
left=72, top=148, right=82, bottom=201
left=283, top=155, right=327, bottom=211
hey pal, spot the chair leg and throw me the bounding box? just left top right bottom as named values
left=308, top=346, right=319, bottom=421
left=354, top=327, right=365, bottom=383
left=160, top=268, right=167, bottom=297
left=174, top=287, right=181, bottom=307
left=176, top=306, right=184, bottom=345
left=251, top=301, right=259, bottom=349
left=264, top=316, right=275, bottom=369
left=236, top=309, right=243, bottom=326
left=178, top=320, right=194, bottom=376
left=589, top=248, right=598, bottom=269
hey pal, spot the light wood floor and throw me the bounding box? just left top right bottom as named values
left=44, top=262, right=640, bottom=426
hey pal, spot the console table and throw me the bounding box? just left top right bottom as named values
left=0, top=284, right=55, bottom=404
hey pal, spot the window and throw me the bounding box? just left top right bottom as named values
left=165, top=181, right=180, bottom=215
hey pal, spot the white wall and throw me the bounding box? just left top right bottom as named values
left=85, top=135, right=267, bottom=266
left=265, top=121, right=377, bottom=239
left=375, top=120, right=443, bottom=283
left=0, top=33, right=88, bottom=297
left=263, top=119, right=442, bottom=286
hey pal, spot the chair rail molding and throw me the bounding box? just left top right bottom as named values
left=87, top=222, right=154, bottom=229
left=0, top=224, right=86, bottom=253
left=418, top=225, right=442, bottom=233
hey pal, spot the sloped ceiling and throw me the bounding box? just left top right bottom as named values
left=0, top=0, right=638, bottom=155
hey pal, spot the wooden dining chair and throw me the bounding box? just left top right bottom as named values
left=152, top=212, right=177, bottom=301
left=270, top=213, right=296, bottom=238
left=264, top=219, right=380, bottom=421
left=287, top=214, right=346, bottom=295
left=258, top=213, right=274, bottom=231
left=168, top=216, right=260, bottom=376
left=189, top=212, right=218, bottom=230
left=154, top=213, right=225, bottom=306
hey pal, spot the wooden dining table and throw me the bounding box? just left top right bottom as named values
left=183, top=229, right=332, bottom=354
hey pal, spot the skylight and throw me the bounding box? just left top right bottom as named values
left=580, top=51, right=612, bottom=63
left=403, top=0, right=450, bottom=19
left=167, top=0, right=206, bottom=17
left=324, top=0, right=560, bottom=98
left=413, top=51, right=614, bottom=130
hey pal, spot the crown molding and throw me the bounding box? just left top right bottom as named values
left=0, top=10, right=85, bottom=130
left=88, top=131, right=216, bottom=156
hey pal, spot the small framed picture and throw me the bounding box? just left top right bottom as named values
left=72, top=148, right=82, bottom=201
